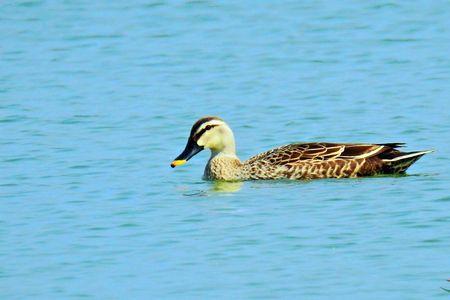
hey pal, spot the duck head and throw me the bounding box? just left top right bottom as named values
left=171, top=116, right=236, bottom=168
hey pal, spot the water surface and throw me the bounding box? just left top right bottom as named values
left=1, top=1, right=450, bottom=299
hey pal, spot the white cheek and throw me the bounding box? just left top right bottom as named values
left=198, top=132, right=220, bottom=149
left=197, top=132, right=214, bottom=147
left=197, top=135, right=206, bottom=147
left=207, top=136, right=218, bottom=149
left=210, top=136, right=223, bottom=150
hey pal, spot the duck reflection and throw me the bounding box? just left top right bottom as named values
left=211, top=181, right=243, bottom=193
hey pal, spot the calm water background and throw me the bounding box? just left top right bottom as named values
left=1, top=1, right=450, bottom=299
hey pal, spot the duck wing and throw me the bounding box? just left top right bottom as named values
left=245, top=142, right=403, bottom=166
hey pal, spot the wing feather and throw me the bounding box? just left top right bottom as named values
left=246, top=142, right=394, bottom=166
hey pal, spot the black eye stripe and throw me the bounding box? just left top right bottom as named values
left=192, top=124, right=218, bottom=141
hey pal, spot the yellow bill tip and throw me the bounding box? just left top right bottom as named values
left=171, top=160, right=187, bottom=168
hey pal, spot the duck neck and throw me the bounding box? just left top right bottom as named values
left=205, top=147, right=243, bottom=181
left=210, top=126, right=237, bottom=158
left=212, top=142, right=236, bottom=157
left=210, top=147, right=239, bottom=162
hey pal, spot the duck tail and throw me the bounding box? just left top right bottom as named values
left=381, top=150, right=434, bottom=174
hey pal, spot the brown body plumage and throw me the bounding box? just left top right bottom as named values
left=171, top=117, right=432, bottom=181
left=241, top=142, right=428, bottom=180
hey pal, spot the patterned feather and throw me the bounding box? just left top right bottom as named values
left=243, top=142, right=424, bottom=180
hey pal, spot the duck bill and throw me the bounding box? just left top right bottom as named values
left=171, top=139, right=204, bottom=168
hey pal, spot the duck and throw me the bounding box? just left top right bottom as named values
left=170, top=116, right=432, bottom=181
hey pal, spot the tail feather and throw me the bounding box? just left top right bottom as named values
left=377, top=142, right=406, bottom=149
left=381, top=150, right=433, bottom=174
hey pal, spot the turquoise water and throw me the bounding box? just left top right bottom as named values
left=1, top=1, right=450, bottom=299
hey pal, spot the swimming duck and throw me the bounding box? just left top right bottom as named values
left=171, top=116, right=432, bottom=181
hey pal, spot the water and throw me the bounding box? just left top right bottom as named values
left=1, top=1, right=450, bottom=299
